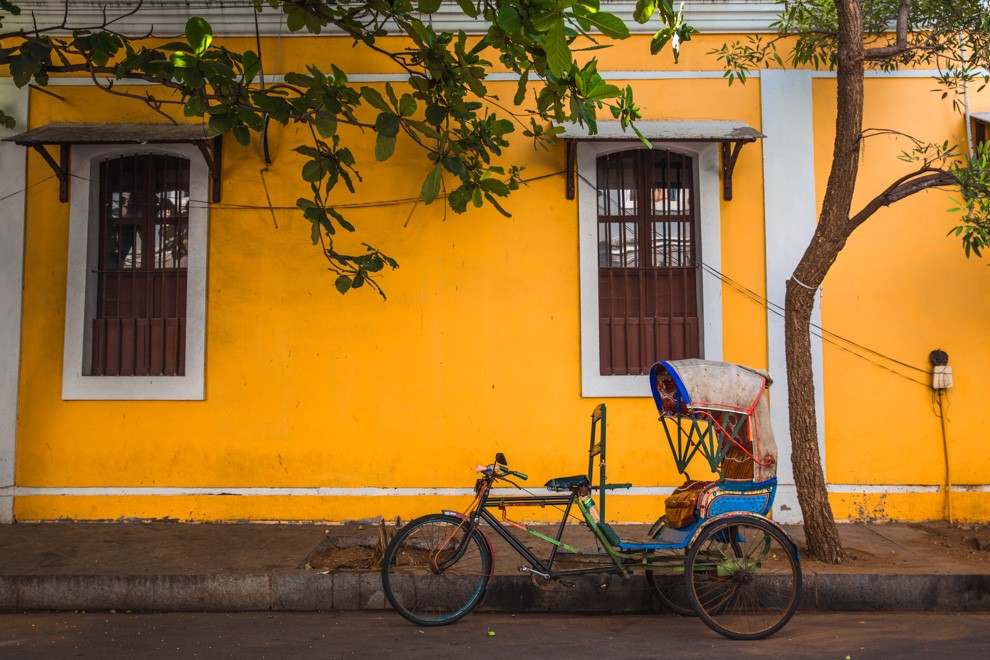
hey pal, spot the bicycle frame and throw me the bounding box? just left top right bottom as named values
left=446, top=474, right=682, bottom=581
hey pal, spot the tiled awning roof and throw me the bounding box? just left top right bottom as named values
left=558, top=120, right=764, bottom=143
left=4, top=122, right=213, bottom=145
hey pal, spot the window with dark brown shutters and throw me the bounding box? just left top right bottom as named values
left=90, top=154, right=189, bottom=376
left=596, top=149, right=699, bottom=375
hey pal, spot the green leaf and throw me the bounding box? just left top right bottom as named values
left=582, top=12, right=630, bottom=39
left=183, top=95, right=204, bottom=117
left=208, top=111, right=236, bottom=135
left=375, top=134, right=396, bottom=161
left=286, top=7, right=307, bottom=32
left=418, top=0, right=442, bottom=13
left=242, top=50, right=261, bottom=85
left=314, top=112, right=337, bottom=138
left=399, top=94, right=416, bottom=117
left=302, top=158, right=325, bottom=182
left=634, top=0, right=658, bottom=24
left=375, top=111, right=401, bottom=137
left=441, top=156, right=467, bottom=176
left=328, top=207, right=355, bottom=232
left=334, top=275, right=352, bottom=294
left=232, top=125, right=251, bottom=146
left=544, top=19, right=571, bottom=77
left=496, top=5, right=522, bottom=32
left=236, top=107, right=265, bottom=131
left=361, top=87, right=391, bottom=112
left=454, top=0, right=479, bottom=18
left=170, top=51, right=198, bottom=68
left=514, top=70, right=529, bottom=105
left=421, top=163, right=443, bottom=203
left=185, top=17, right=213, bottom=55
left=425, top=104, right=447, bottom=126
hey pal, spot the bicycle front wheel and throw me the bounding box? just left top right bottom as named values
left=381, top=513, right=493, bottom=626
left=647, top=566, right=695, bottom=616
left=685, top=516, right=801, bottom=640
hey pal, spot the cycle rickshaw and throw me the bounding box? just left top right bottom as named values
left=381, top=359, right=802, bottom=640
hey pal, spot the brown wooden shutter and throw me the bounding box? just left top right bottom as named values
left=597, top=149, right=700, bottom=375
left=91, top=154, right=189, bottom=376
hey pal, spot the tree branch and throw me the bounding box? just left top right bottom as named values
left=848, top=168, right=957, bottom=230
left=864, top=0, right=911, bottom=60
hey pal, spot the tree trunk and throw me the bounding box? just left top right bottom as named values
left=784, top=0, right=868, bottom=564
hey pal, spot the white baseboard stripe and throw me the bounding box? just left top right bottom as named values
left=2, top=484, right=987, bottom=498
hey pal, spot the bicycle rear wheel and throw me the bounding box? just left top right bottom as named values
left=381, top=513, right=492, bottom=626
left=685, top=516, right=801, bottom=640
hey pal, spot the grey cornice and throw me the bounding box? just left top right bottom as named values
left=6, top=2, right=782, bottom=38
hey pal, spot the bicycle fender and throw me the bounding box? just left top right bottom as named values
left=687, top=513, right=801, bottom=559
left=441, top=510, right=495, bottom=569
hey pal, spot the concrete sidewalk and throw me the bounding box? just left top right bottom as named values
left=1, top=521, right=988, bottom=613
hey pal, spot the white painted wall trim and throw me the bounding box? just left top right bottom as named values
left=10, top=2, right=785, bottom=37
left=61, top=144, right=209, bottom=400
left=0, top=78, right=29, bottom=523
left=36, top=68, right=978, bottom=87
left=577, top=140, right=723, bottom=398
left=761, top=69, right=825, bottom=525
left=4, top=483, right=983, bottom=498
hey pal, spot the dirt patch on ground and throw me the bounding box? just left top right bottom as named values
left=905, top=521, right=990, bottom=562
left=303, top=523, right=391, bottom=571
left=796, top=521, right=990, bottom=574
left=302, top=520, right=990, bottom=573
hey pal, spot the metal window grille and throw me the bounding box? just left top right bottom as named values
left=596, top=149, right=700, bottom=375
left=90, top=154, right=189, bottom=376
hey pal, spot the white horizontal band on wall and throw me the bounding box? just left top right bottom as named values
left=38, top=69, right=974, bottom=88
left=3, top=484, right=988, bottom=497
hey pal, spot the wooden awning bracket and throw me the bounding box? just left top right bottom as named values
left=195, top=135, right=223, bottom=203
left=720, top=140, right=746, bottom=202
left=30, top=143, right=70, bottom=203
left=566, top=140, right=577, bottom=200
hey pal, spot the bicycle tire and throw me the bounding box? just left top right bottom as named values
left=685, top=515, right=802, bottom=640
left=381, top=513, right=493, bottom=626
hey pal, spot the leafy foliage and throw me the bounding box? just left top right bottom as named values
left=0, top=0, right=682, bottom=297
left=713, top=1, right=990, bottom=88
left=710, top=0, right=990, bottom=254
left=950, top=142, right=990, bottom=258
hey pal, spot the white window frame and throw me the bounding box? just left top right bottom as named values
left=578, top=140, right=723, bottom=397
left=62, top=144, right=208, bottom=400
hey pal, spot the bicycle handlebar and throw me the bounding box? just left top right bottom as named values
left=475, top=460, right=528, bottom=482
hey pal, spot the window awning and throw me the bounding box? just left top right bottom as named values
left=559, top=120, right=765, bottom=201
left=972, top=112, right=990, bottom=145
left=3, top=122, right=223, bottom=203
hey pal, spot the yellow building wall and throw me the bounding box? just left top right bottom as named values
left=813, top=76, right=990, bottom=521
left=11, top=33, right=990, bottom=522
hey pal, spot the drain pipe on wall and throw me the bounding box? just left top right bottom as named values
left=961, top=32, right=974, bottom=157
left=930, top=349, right=953, bottom=523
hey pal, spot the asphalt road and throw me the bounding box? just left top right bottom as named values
left=1, top=611, right=988, bottom=659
